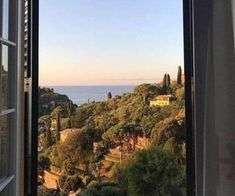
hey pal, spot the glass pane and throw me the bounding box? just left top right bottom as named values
left=0, top=181, right=13, bottom=196
left=1, top=0, right=9, bottom=39
left=0, top=45, right=9, bottom=109
left=0, top=115, right=10, bottom=179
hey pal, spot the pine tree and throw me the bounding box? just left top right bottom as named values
left=56, top=112, right=61, bottom=142
left=107, top=92, right=112, bottom=100
left=177, top=66, right=182, bottom=85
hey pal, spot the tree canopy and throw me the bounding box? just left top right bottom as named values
left=124, top=147, right=185, bottom=196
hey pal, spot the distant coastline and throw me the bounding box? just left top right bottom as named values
left=48, top=85, right=134, bottom=106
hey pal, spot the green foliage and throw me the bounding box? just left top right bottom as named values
left=37, top=187, right=60, bottom=196
left=67, top=100, right=74, bottom=117
left=162, top=74, right=167, bottom=89
left=39, top=87, right=71, bottom=117
left=1, top=67, right=7, bottom=107
left=51, top=106, right=66, bottom=118
left=39, top=79, right=186, bottom=195
left=56, top=112, right=61, bottom=142
left=125, top=147, right=185, bottom=196
left=177, top=66, right=182, bottom=85
left=151, top=117, right=185, bottom=164
left=102, top=122, right=141, bottom=146
left=134, top=84, right=159, bottom=103
left=176, top=87, right=185, bottom=107
left=107, top=92, right=112, bottom=100
left=66, top=101, right=74, bottom=128
left=80, top=181, right=125, bottom=196
left=74, top=105, right=95, bottom=128
left=38, top=154, right=50, bottom=174
left=38, top=115, right=51, bottom=125
left=51, top=131, right=93, bottom=175
left=162, top=73, right=172, bottom=94
left=45, top=128, right=53, bottom=149
left=59, top=174, right=84, bottom=193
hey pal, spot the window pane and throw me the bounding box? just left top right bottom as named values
left=0, top=114, right=11, bottom=179
left=0, top=45, right=9, bottom=109
left=1, top=0, right=9, bottom=40
left=0, top=180, right=13, bottom=195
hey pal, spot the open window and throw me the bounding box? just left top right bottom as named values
left=1, top=0, right=235, bottom=195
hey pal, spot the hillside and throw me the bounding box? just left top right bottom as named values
left=39, top=87, right=71, bottom=117
left=38, top=80, right=186, bottom=196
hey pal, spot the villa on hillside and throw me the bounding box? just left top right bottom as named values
left=150, top=95, right=175, bottom=107
left=60, top=128, right=81, bottom=143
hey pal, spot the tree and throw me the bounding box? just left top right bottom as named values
left=108, top=92, right=112, bottom=100
left=177, top=66, right=182, bottom=85
left=38, top=154, right=51, bottom=175
left=67, top=100, right=73, bottom=128
left=38, top=115, right=51, bottom=125
left=80, top=182, right=125, bottom=196
left=55, top=112, right=61, bottom=142
left=51, top=106, right=64, bottom=118
left=45, top=128, right=53, bottom=149
left=59, top=174, right=84, bottom=193
left=166, top=74, right=171, bottom=87
left=162, top=74, right=171, bottom=94
left=44, top=118, right=53, bottom=148
left=151, top=117, right=186, bottom=164
left=52, top=131, right=93, bottom=175
left=38, top=187, right=60, bottom=196
left=162, top=74, right=167, bottom=89
left=67, top=100, right=73, bottom=117
left=102, top=123, right=127, bottom=162
left=134, top=84, right=159, bottom=103
left=102, top=122, right=141, bottom=162
left=126, top=147, right=185, bottom=196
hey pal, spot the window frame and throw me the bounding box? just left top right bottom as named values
left=183, top=0, right=196, bottom=195
left=30, top=0, right=195, bottom=195
left=23, top=0, right=38, bottom=195
left=0, top=0, right=20, bottom=194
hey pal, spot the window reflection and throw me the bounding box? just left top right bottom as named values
left=0, top=44, right=8, bottom=109
left=1, top=0, right=9, bottom=39
left=232, top=0, right=235, bottom=50
left=0, top=115, right=9, bottom=179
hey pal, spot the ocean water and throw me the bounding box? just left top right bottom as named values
left=51, top=86, right=134, bottom=106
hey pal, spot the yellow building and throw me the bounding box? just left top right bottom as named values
left=150, top=95, right=174, bottom=107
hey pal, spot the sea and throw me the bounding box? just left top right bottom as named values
left=51, top=85, right=134, bottom=106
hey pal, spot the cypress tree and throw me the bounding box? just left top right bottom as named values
left=162, top=74, right=167, bottom=88
left=162, top=74, right=167, bottom=94
left=67, top=100, right=73, bottom=128
left=177, top=66, right=182, bottom=85
left=67, top=100, right=73, bottom=117
left=166, top=74, right=171, bottom=87
left=56, top=112, right=61, bottom=142
left=107, top=92, right=112, bottom=100
left=45, top=128, right=53, bottom=148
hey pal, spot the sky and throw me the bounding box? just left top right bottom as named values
left=39, top=0, right=183, bottom=86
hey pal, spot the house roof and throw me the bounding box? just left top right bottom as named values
left=60, top=128, right=81, bottom=134
left=151, top=94, right=174, bottom=101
